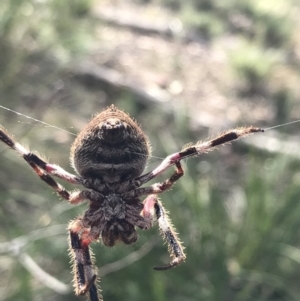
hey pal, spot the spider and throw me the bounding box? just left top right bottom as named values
left=0, top=105, right=263, bottom=301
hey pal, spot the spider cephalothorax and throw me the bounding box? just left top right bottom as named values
left=0, top=105, right=264, bottom=301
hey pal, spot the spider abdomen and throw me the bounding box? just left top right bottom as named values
left=71, top=105, right=151, bottom=182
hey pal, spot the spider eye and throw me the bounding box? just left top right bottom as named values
left=102, top=118, right=123, bottom=130
left=99, top=118, right=129, bottom=142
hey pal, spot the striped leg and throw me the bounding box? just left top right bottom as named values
left=69, top=219, right=102, bottom=301
left=134, top=127, right=264, bottom=186
left=0, top=126, right=86, bottom=203
left=141, top=195, right=186, bottom=270
left=0, top=126, right=81, bottom=184
left=123, top=161, right=184, bottom=199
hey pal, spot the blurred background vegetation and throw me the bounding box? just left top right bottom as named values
left=0, top=0, right=300, bottom=300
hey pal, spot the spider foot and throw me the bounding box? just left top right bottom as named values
left=77, top=275, right=102, bottom=301
left=78, top=274, right=97, bottom=295
left=153, top=256, right=186, bottom=271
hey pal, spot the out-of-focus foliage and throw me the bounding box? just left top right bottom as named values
left=156, top=0, right=300, bottom=118
left=158, top=0, right=294, bottom=47
left=0, top=0, right=94, bottom=102
left=1, top=0, right=300, bottom=301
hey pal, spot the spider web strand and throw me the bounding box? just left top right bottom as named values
left=0, top=105, right=77, bottom=136
left=263, top=119, right=300, bottom=131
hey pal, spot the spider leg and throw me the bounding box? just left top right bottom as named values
left=134, top=126, right=264, bottom=186
left=0, top=126, right=81, bottom=184
left=123, top=161, right=184, bottom=199
left=141, top=195, right=186, bottom=270
left=69, top=219, right=102, bottom=301
left=0, top=126, right=93, bottom=203
left=10, top=157, right=91, bottom=204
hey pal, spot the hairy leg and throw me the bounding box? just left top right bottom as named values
left=141, top=195, right=186, bottom=270
left=68, top=219, right=102, bottom=301
left=123, top=161, right=184, bottom=199
left=0, top=127, right=102, bottom=204
left=0, top=126, right=81, bottom=184
left=134, top=127, right=263, bottom=186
